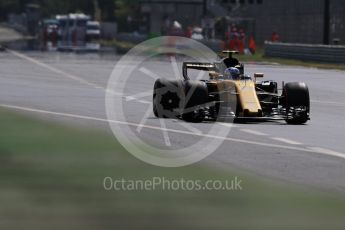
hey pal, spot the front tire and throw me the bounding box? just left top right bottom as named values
left=283, top=82, right=310, bottom=124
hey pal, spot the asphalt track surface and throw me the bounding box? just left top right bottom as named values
left=1, top=50, right=345, bottom=191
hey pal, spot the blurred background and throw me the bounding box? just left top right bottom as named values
left=1, top=0, right=344, bottom=52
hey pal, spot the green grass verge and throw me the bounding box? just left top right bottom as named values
left=0, top=108, right=345, bottom=230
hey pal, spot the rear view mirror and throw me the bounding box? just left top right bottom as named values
left=254, top=73, right=264, bottom=78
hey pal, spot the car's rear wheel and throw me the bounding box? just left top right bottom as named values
left=182, top=81, right=208, bottom=122
left=153, top=78, right=181, bottom=118
left=283, top=82, right=310, bottom=124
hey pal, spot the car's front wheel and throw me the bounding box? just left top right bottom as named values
left=283, top=82, right=310, bottom=124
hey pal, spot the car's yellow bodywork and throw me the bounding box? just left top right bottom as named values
left=232, top=80, right=262, bottom=117
left=209, top=79, right=262, bottom=117
left=184, top=58, right=263, bottom=117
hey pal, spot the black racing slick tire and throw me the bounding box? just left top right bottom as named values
left=181, top=81, right=208, bottom=122
left=153, top=78, right=182, bottom=118
left=283, top=82, right=310, bottom=124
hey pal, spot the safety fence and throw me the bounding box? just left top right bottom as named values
left=265, top=41, right=345, bottom=63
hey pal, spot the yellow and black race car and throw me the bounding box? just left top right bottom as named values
left=153, top=51, right=310, bottom=124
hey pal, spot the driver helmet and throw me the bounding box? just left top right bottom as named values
left=224, top=67, right=240, bottom=80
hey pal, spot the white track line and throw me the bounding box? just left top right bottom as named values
left=240, top=129, right=268, bottom=136
left=8, top=49, right=152, bottom=105
left=7, top=49, right=104, bottom=89
left=177, top=121, right=203, bottom=135
left=1, top=103, right=345, bottom=160
left=307, top=147, right=345, bottom=159
left=271, top=137, right=302, bottom=145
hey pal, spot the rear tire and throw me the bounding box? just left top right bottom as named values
left=153, top=78, right=181, bottom=118
left=283, top=82, right=310, bottom=124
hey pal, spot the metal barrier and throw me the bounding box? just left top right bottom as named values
left=264, top=41, right=345, bottom=63
left=116, top=33, right=148, bottom=44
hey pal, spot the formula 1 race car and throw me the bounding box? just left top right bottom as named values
left=152, top=51, right=310, bottom=124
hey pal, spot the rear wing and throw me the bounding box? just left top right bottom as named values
left=182, top=62, right=216, bottom=80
